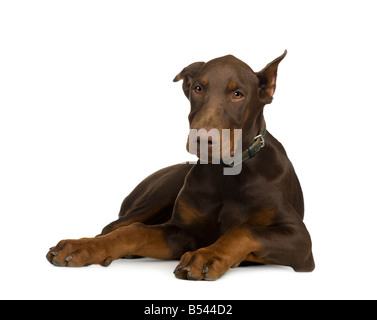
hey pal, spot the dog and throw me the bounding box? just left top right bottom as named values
left=47, top=51, right=315, bottom=280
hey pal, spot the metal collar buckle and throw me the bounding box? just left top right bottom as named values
left=253, top=134, right=265, bottom=148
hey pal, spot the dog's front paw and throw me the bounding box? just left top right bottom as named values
left=46, top=238, right=112, bottom=267
left=174, top=248, right=232, bottom=281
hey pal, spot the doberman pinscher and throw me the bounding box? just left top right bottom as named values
left=47, top=51, right=315, bottom=280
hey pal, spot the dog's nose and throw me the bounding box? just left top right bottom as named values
left=196, top=126, right=214, bottom=132
left=197, top=135, right=213, bottom=144
left=195, top=127, right=219, bottom=144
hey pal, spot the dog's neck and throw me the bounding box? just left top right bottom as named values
left=242, top=113, right=266, bottom=151
left=229, top=116, right=266, bottom=168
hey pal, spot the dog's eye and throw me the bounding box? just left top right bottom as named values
left=194, top=85, right=202, bottom=93
left=233, top=91, right=243, bottom=99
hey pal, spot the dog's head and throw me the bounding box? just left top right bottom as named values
left=174, top=51, right=286, bottom=163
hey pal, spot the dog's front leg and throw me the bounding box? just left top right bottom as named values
left=174, top=218, right=314, bottom=280
left=46, top=222, right=190, bottom=267
left=174, top=225, right=259, bottom=280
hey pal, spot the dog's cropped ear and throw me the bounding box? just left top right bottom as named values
left=256, top=50, right=287, bottom=104
left=173, top=61, right=205, bottom=99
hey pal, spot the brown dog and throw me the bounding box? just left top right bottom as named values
left=47, top=51, right=315, bottom=280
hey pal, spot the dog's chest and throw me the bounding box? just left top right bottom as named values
left=179, top=164, right=262, bottom=230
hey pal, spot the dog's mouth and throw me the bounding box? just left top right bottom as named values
left=197, top=136, right=213, bottom=145
left=196, top=137, right=215, bottom=161
left=186, top=129, right=238, bottom=163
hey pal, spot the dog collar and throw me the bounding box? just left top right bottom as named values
left=231, top=119, right=266, bottom=167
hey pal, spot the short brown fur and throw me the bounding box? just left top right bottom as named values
left=47, top=51, right=314, bottom=280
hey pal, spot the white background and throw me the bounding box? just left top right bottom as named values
left=1, top=0, right=376, bottom=300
